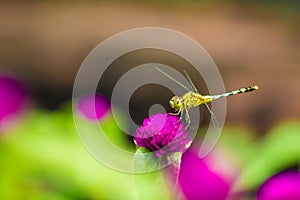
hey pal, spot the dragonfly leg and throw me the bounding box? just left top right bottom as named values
left=168, top=108, right=183, bottom=123
left=172, top=108, right=183, bottom=123
left=169, top=111, right=181, bottom=116
left=169, top=107, right=182, bottom=116
left=180, top=108, right=184, bottom=121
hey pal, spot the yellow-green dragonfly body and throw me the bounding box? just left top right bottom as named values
left=156, top=67, right=259, bottom=127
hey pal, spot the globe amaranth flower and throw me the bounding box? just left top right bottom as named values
left=0, top=75, right=27, bottom=131
left=133, top=113, right=192, bottom=157
left=77, top=94, right=110, bottom=121
left=178, top=149, right=231, bottom=200
left=256, top=171, right=300, bottom=200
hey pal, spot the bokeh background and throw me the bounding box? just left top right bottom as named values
left=1, top=1, right=299, bottom=199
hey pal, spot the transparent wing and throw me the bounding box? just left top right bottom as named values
left=183, top=70, right=221, bottom=130
left=183, top=70, right=198, bottom=93
left=204, top=102, right=221, bottom=131
left=155, top=67, right=191, bottom=92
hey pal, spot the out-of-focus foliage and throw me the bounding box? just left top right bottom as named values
left=239, top=121, right=300, bottom=190
left=0, top=104, right=170, bottom=200
left=1, top=103, right=300, bottom=199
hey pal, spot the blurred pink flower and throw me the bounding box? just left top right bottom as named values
left=0, top=75, right=27, bottom=128
left=178, top=149, right=231, bottom=200
left=256, top=171, right=300, bottom=200
left=134, top=113, right=191, bottom=157
left=77, top=94, right=110, bottom=121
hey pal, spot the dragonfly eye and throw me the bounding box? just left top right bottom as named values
left=169, top=98, right=175, bottom=108
left=170, top=96, right=181, bottom=110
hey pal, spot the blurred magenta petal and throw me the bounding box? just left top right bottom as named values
left=134, top=113, right=191, bottom=157
left=0, top=75, right=27, bottom=124
left=77, top=94, right=110, bottom=121
left=257, top=171, right=300, bottom=200
left=179, top=150, right=230, bottom=200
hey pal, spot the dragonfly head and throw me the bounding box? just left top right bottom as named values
left=169, top=96, right=182, bottom=112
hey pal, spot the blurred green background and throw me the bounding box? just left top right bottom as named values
left=0, top=0, right=299, bottom=199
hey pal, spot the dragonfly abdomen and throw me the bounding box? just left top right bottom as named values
left=204, top=85, right=259, bottom=101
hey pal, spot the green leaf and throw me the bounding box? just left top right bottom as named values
left=132, top=148, right=172, bottom=200
left=238, top=121, right=300, bottom=189
left=133, top=148, right=159, bottom=172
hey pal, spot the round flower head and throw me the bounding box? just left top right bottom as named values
left=257, top=171, right=300, bottom=200
left=134, top=113, right=191, bottom=157
left=178, top=150, right=230, bottom=200
left=77, top=94, right=110, bottom=121
left=0, top=75, right=27, bottom=127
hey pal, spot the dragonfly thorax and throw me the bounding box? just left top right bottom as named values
left=169, top=96, right=183, bottom=112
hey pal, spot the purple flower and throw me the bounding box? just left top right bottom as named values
left=178, top=149, right=231, bottom=200
left=77, top=94, right=110, bottom=121
left=134, top=113, right=191, bottom=157
left=256, top=171, right=300, bottom=200
left=0, top=75, right=27, bottom=127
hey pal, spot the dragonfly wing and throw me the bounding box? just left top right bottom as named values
left=204, top=102, right=220, bottom=131
left=183, top=70, right=199, bottom=93
left=155, top=66, right=191, bottom=92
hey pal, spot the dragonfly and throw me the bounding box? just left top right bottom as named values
left=155, top=67, right=259, bottom=128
